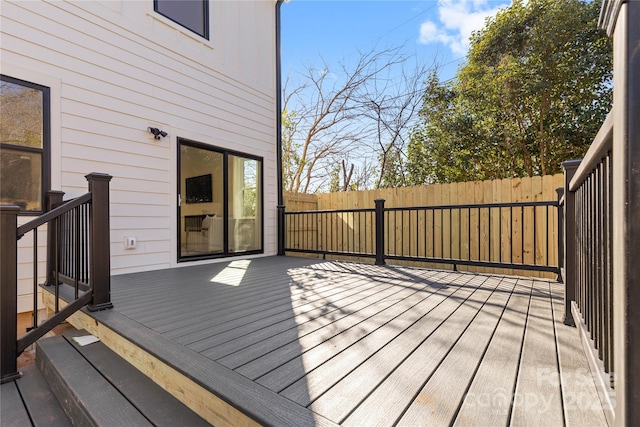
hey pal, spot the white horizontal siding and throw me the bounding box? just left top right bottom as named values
left=2, top=0, right=279, bottom=310
left=7, top=1, right=275, bottom=96
left=15, top=221, right=48, bottom=313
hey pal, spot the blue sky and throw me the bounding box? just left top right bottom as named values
left=281, top=0, right=513, bottom=82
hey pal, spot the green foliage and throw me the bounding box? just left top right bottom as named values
left=281, top=109, right=301, bottom=188
left=328, top=163, right=341, bottom=193
left=378, top=144, right=406, bottom=188
left=243, top=188, right=257, bottom=217
left=407, top=0, right=612, bottom=184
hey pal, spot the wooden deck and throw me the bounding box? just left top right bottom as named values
left=65, top=256, right=607, bottom=426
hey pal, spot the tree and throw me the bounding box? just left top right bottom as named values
left=282, top=48, right=404, bottom=193
left=406, top=71, right=495, bottom=184
left=0, top=81, right=43, bottom=148
left=362, top=59, right=434, bottom=188
left=281, top=108, right=300, bottom=190
left=282, top=46, right=436, bottom=193
left=377, top=144, right=406, bottom=188
left=408, top=0, right=612, bottom=184
left=328, top=160, right=356, bottom=192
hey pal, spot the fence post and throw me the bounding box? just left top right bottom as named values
left=562, top=160, right=581, bottom=326
left=277, top=205, right=285, bottom=256
left=45, top=191, right=65, bottom=286
left=374, top=199, right=385, bottom=266
left=85, top=173, right=113, bottom=312
left=556, top=187, right=564, bottom=283
left=1, top=206, right=22, bottom=383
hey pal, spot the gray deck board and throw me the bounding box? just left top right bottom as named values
left=142, top=270, right=344, bottom=327
left=208, top=277, right=405, bottom=363
left=87, top=256, right=608, bottom=426
left=256, top=280, right=439, bottom=392
left=396, top=277, right=515, bottom=426
left=235, top=271, right=450, bottom=384
left=307, top=271, right=482, bottom=422
left=281, top=270, right=481, bottom=407
left=36, top=335, right=153, bottom=426
left=213, top=272, right=428, bottom=368
left=87, top=304, right=337, bottom=427
left=62, top=329, right=209, bottom=426
left=112, top=257, right=322, bottom=312
left=170, top=274, right=377, bottom=346
left=1, top=379, right=33, bottom=426
left=341, top=274, right=500, bottom=426
left=122, top=268, right=316, bottom=323
left=12, top=364, right=71, bottom=427
left=452, top=278, right=532, bottom=427
left=510, top=280, right=564, bottom=427
left=549, top=283, right=608, bottom=427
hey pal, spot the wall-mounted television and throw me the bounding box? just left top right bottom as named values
left=185, top=174, right=212, bottom=204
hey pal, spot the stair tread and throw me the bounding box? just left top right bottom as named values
left=62, top=329, right=209, bottom=426
left=0, top=377, right=31, bottom=426
left=14, top=364, right=72, bottom=427
left=36, top=334, right=153, bottom=426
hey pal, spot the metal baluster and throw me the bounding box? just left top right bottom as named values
left=31, top=228, right=38, bottom=331
left=533, top=205, right=537, bottom=266
left=54, top=216, right=59, bottom=314
left=75, top=206, right=80, bottom=299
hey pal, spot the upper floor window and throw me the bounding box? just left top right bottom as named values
left=154, top=0, right=209, bottom=39
left=0, top=75, right=50, bottom=213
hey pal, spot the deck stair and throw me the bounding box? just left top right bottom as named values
left=1, top=329, right=209, bottom=426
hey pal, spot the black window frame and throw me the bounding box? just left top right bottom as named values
left=0, top=75, right=50, bottom=215
left=154, top=0, right=209, bottom=40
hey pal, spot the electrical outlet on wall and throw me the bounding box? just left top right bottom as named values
left=124, top=236, right=137, bottom=249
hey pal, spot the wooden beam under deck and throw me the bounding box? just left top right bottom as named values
left=43, top=257, right=609, bottom=426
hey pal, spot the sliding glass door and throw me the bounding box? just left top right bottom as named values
left=228, top=154, right=262, bottom=252
left=178, top=139, right=262, bottom=260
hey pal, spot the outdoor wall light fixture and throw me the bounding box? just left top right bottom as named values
left=148, top=127, right=168, bottom=139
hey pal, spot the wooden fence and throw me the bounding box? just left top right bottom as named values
left=284, top=174, right=563, bottom=278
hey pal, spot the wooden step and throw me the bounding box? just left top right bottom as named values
left=36, top=330, right=209, bottom=426
left=0, top=364, right=71, bottom=427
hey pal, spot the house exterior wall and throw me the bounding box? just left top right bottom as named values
left=1, top=0, right=278, bottom=312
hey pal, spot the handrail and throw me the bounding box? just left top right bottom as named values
left=562, top=113, right=616, bottom=423
left=17, top=192, right=92, bottom=239
left=17, top=292, right=92, bottom=354
left=595, top=2, right=640, bottom=423
left=284, top=207, right=374, bottom=215
left=569, top=112, right=613, bottom=192
left=385, top=200, right=557, bottom=211
left=283, top=200, right=556, bottom=216
left=1, top=172, right=112, bottom=383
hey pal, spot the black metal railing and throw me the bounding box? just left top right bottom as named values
left=383, top=201, right=559, bottom=273
left=56, top=198, right=91, bottom=293
left=562, top=112, right=614, bottom=385
left=280, top=197, right=560, bottom=275
left=1, top=172, right=112, bottom=383
left=281, top=207, right=377, bottom=260
left=595, top=2, right=640, bottom=423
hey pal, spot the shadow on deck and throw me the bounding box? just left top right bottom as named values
left=47, top=256, right=608, bottom=426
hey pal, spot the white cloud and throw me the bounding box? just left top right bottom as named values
left=418, top=0, right=511, bottom=56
